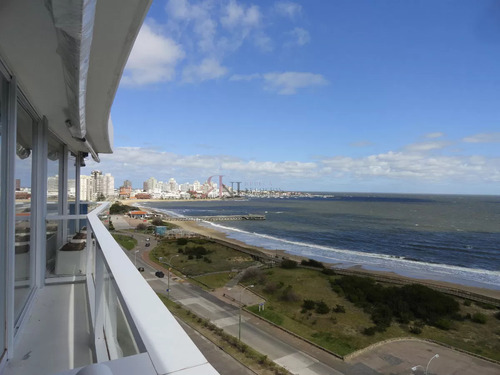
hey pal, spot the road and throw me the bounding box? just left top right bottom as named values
left=113, top=216, right=500, bottom=375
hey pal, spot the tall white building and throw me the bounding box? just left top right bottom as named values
left=80, top=175, right=93, bottom=201
left=168, top=177, right=178, bottom=193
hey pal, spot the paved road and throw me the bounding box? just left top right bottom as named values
left=118, top=228, right=500, bottom=375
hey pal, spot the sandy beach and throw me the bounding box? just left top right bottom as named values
left=121, top=207, right=500, bottom=301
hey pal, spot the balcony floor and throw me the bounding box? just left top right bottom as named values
left=5, top=282, right=93, bottom=375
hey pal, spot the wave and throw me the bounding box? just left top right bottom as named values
left=202, top=222, right=500, bottom=289
left=151, top=206, right=500, bottom=289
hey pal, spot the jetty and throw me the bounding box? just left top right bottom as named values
left=162, top=214, right=265, bottom=222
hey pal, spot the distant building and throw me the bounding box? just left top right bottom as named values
left=129, top=210, right=148, bottom=219
left=80, top=175, right=93, bottom=201
left=119, top=186, right=132, bottom=199
left=123, top=179, right=132, bottom=188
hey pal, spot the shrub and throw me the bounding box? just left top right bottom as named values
left=177, top=248, right=184, bottom=253
left=495, top=311, right=500, bottom=320
left=321, top=268, right=336, bottom=276
left=463, top=300, right=471, bottom=306
left=371, top=305, right=392, bottom=330
left=334, top=304, right=346, bottom=313
left=300, top=259, right=325, bottom=268
left=471, top=312, right=487, bottom=324
left=315, top=301, right=330, bottom=314
left=176, top=238, right=188, bottom=245
left=434, top=318, right=452, bottom=330
left=302, top=299, right=316, bottom=310
left=475, top=301, right=496, bottom=310
left=362, top=327, right=377, bottom=336
left=280, top=285, right=300, bottom=302
left=409, top=326, right=422, bottom=334
left=152, top=217, right=164, bottom=226
left=280, top=259, right=298, bottom=269
left=136, top=223, right=147, bottom=231
left=264, top=282, right=278, bottom=294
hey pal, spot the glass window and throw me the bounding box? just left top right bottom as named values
left=46, top=134, right=60, bottom=276
left=14, top=101, right=34, bottom=321
left=0, top=72, right=6, bottom=360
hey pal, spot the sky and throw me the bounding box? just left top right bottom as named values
left=83, top=0, right=500, bottom=194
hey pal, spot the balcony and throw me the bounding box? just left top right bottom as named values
left=5, top=203, right=218, bottom=375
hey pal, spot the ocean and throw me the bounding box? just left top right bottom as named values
left=140, top=193, right=500, bottom=290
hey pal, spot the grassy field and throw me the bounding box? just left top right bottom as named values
left=242, top=267, right=500, bottom=360
left=150, top=238, right=257, bottom=276
left=193, top=272, right=238, bottom=289
left=112, top=233, right=137, bottom=250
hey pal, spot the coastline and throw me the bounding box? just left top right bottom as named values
left=129, top=208, right=500, bottom=301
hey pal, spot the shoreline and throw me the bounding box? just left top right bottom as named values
left=174, top=220, right=500, bottom=301
left=127, top=206, right=500, bottom=300
left=127, top=207, right=500, bottom=301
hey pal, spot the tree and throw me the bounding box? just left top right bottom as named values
left=152, top=217, right=164, bottom=226
left=97, top=193, right=106, bottom=201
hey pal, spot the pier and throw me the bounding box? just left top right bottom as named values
left=162, top=214, right=265, bottom=222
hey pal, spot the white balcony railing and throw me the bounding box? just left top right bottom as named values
left=80, top=203, right=219, bottom=374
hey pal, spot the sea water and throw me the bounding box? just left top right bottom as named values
left=141, top=194, right=500, bottom=289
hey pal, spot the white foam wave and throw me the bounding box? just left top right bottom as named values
left=154, top=207, right=500, bottom=289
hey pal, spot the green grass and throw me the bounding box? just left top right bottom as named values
left=193, top=272, right=237, bottom=289
left=112, top=233, right=137, bottom=250
left=150, top=238, right=257, bottom=276
left=243, top=267, right=500, bottom=360
left=248, top=305, right=284, bottom=325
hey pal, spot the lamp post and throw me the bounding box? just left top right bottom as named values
left=159, top=255, right=179, bottom=298
left=238, top=284, right=254, bottom=341
left=411, top=353, right=439, bottom=375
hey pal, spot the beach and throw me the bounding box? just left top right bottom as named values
left=123, top=208, right=500, bottom=301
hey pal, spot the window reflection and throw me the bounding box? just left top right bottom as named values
left=46, top=134, right=60, bottom=276
left=14, top=102, right=34, bottom=321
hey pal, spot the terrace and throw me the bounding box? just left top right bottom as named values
left=0, top=1, right=218, bottom=374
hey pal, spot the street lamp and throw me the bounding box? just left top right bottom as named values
left=411, top=354, right=439, bottom=375
left=159, top=255, right=179, bottom=298
left=238, top=284, right=254, bottom=341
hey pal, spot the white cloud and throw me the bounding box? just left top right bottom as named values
left=263, top=72, right=328, bottom=94
left=182, top=58, right=228, bottom=82
left=91, top=138, right=500, bottom=193
left=320, top=151, right=500, bottom=182
left=122, top=23, right=185, bottom=86
left=230, top=71, right=328, bottom=94
left=289, top=27, right=310, bottom=46
left=166, top=0, right=217, bottom=53
left=463, top=132, right=500, bottom=143
left=404, top=141, right=451, bottom=153
left=275, top=1, right=302, bottom=19
left=221, top=1, right=261, bottom=29
left=425, top=132, right=445, bottom=139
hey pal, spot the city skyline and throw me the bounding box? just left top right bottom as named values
left=82, top=1, right=499, bottom=195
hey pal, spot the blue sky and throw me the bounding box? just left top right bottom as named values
left=84, top=0, right=500, bottom=194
